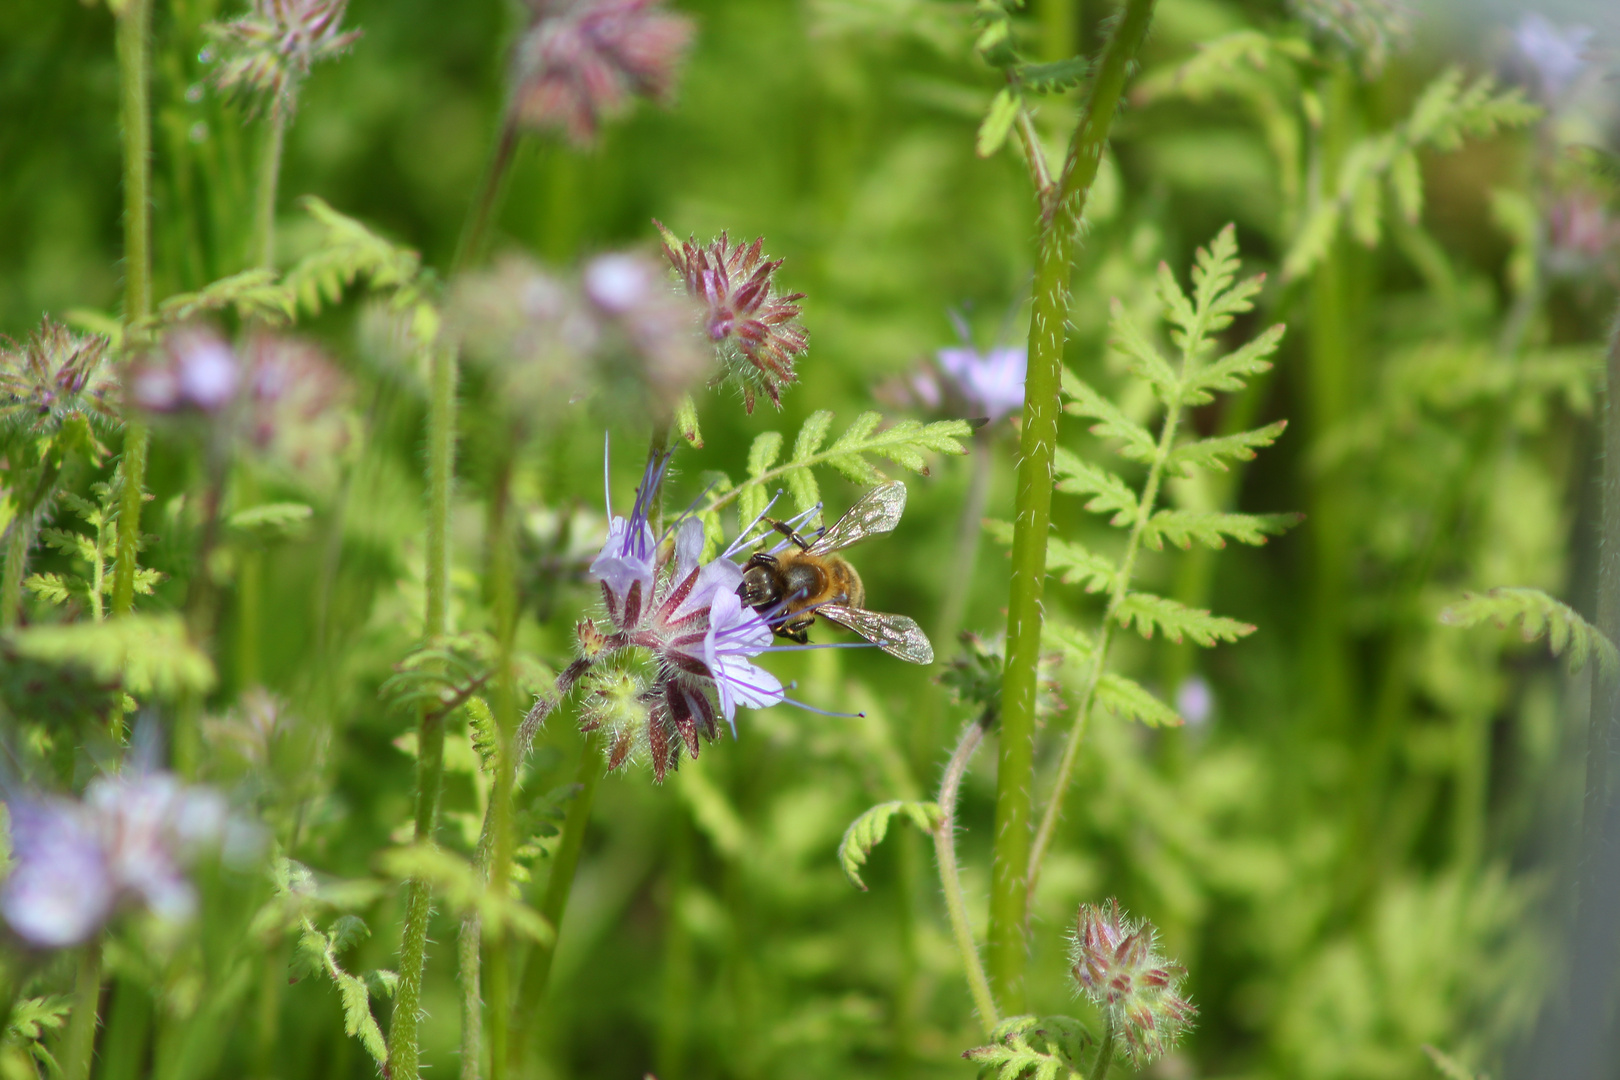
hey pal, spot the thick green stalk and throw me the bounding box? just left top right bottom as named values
left=255, top=101, right=287, bottom=272
left=989, top=0, right=1157, bottom=1011
left=1027, top=343, right=1187, bottom=897
left=1087, top=1013, right=1115, bottom=1080
left=62, top=942, right=103, bottom=1080
left=112, top=0, right=152, bottom=619
left=509, top=729, right=603, bottom=1069
left=934, top=710, right=1000, bottom=1033
left=1, top=518, right=27, bottom=629
left=1036, top=0, right=1078, bottom=62
left=485, top=459, right=520, bottom=1080
left=1585, top=317, right=1620, bottom=880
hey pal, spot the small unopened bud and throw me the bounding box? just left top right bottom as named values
left=577, top=617, right=607, bottom=658
left=1070, top=899, right=1196, bottom=1065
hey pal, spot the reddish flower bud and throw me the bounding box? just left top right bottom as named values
left=1070, top=899, right=1196, bottom=1066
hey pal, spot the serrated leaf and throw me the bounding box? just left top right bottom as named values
left=673, top=392, right=703, bottom=448
left=977, top=87, right=1020, bottom=157
left=963, top=1014, right=1091, bottom=1079
left=1166, top=421, right=1289, bottom=475
left=1042, top=622, right=1095, bottom=664
left=747, top=430, right=784, bottom=478
left=838, top=800, right=941, bottom=890
left=1114, top=591, right=1256, bottom=645
left=282, top=196, right=422, bottom=318
left=984, top=519, right=1115, bottom=592
left=1017, top=56, right=1090, bottom=93
left=1185, top=324, right=1285, bottom=402
left=793, top=410, right=834, bottom=461
left=1052, top=447, right=1137, bottom=524
left=1108, top=301, right=1177, bottom=403
left=376, top=844, right=553, bottom=943
left=153, top=268, right=296, bottom=327
left=1096, top=672, right=1183, bottom=727
left=1439, top=587, right=1619, bottom=675
left=229, top=501, right=314, bottom=537
left=1062, top=376, right=1156, bottom=462
left=9, top=615, right=215, bottom=696
left=23, top=573, right=73, bottom=606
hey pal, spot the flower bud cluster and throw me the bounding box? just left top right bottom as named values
left=512, top=0, right=694, bottom=146
left=1070, top=898, right=1196, bottom=1065
left=205, top=0, right=360, bottom=114
left=2, top=770, right=253, bottom=948
left=0, top=318, right=119, bottom=438
left=656, top=221, right=809, bottom=413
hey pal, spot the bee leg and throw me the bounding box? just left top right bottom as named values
left=774, top=615, right=813, bottom=644
left=765, top=518, right=814, bottom=551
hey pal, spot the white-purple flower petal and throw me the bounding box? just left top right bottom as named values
left=702, top=589, right=784, bottom=730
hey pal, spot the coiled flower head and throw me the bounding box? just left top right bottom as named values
left=205, top=0, right=360, bottom=115
left=655, top=220, right=809, bottom=412
left=512, top=0, right=694, bottom=146
left=1070, top=899, right=1196, bottom=1065
left=0, top=318, right=118, bottom=439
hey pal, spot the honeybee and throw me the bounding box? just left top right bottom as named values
left=737, top=481, right=934, bottom=665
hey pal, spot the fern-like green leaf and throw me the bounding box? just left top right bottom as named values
left=1115, top=591, right=1256, bottom=645
left=741, top=430, right=786, bottom=525
left=1062, top=374, right=1156, bottom=462
left=1166, top=421, right=1289, bottom=475
left=963, top=1015, right=1091, bottom=1080
left=23, top=573, right=73, bottom=607
left=299, top=919, right=390, bottom=1068
left=977, top=87, right=1020, bottom=157
left=1017, top=56, right=1090, bottom=93
left=1108, top=300, right=1177, bottom=403
left=229, top=501, right=315, bottom=539
left=837, top=800, right=941, bottom=890
left=282, top=196, right=423, bottom=317
left=9, top=615, right=215, bottom=696
left=153, top=268, right=296, bottom=327
left=1439, top=587, right=1619, bottom=675
left=1096, top=672, right=1183, bottom=727
left=8, top=996, right=70, bottom=1041
left=986, top=518, right=1116, bottom=592
left=1183, top=324, right=1286, bottom=402
left=1143, top=509, right=1298, bottom=550
left=376, top=843, right=553, bottom=942
left=1052, top=447, right=1137, bottom=523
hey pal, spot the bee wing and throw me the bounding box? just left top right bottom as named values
left=819, top=603, right=934, bottom=665
left=806, top=481, right=907, bottom=556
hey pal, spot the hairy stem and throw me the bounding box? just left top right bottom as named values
left=934, top=709, right=999, bottom=1034
left=62, top=941, right=103, bottom=1080
left=0, top=516, right=28, bottom=629
left=509, top=729, right=604, bottom=1070
left=112, top=0, right=152, bottom=619
left=255, top=100, right=287, bottom=272
left=485, top=456, right=520, bottom=1080
left=989, top=0, right=1157, bottom=1010
left=454, top=116, right=519, bottom=274
left=1087, top=1012, right=1115, bottom=1080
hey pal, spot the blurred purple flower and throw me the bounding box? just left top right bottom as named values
left=881, top=309, right=1026, bottom=424
left=2, top=770, right=240, bottom=949
left=512, top=0, right=694, bottom=146
left=1175, top=675, right=1214, bottom=727
left=130, top=327, right=241, bottom=414
left=1546, top=189, right=1620, bottom=278
left=1511, top=13, right=1592, bottom=103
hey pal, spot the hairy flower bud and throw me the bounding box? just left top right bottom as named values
left=655, top=220, right=809, bottom=412
left=205, top=0, right=360, bottom=114
left=0, top=318, right=118, bottom=437
left=512, top=0, right=694, bottom=146
left=1070, top=899, right=1196, bottom=1065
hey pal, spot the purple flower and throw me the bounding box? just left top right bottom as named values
left=2, top=770, right=238, bottom=948
left=702, top=589, right=784, bottom=730
left=512, top=0, right=695, bottom=146
left=1175, top=675, right=1214, bottom=727
left=130, top=327, right=241, bottom=414
left=1511, top=13, right=1592, bottom=103
left=588, top=445, right=667, bottom=626
left=1, top=800, right=114, bottom=948
left=936, top=342, right=1027, bottom=423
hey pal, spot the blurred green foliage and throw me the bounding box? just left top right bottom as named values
left=2, top=0, right=1617, bottom=1078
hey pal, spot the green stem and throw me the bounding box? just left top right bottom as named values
left=1584, top=316, right=1620, bottom=885
left=485, top=456, right=519, bottom=1080
left=509, top=729, right=603, bottom=1070
left=62, top=941, right=103, bottom=1080
left=111, top=0, right=152, bottom=620
left=458, top=910, right=484, bottom=1080
left=989, top=0, right=1157, bottom=1011
left=933, top=709, right=999, bottom=1034
left=1, top=515, right=28, bottom=629
left=454, top=117, right=519, bottom=275
left=1028, top=321, right=1188, bottom=897
left=255, top=101, right=287, bottom=271
left=1036, top=0, right=1078, bottom=62
left=1087, top=1013, right=1115, bottom=1080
